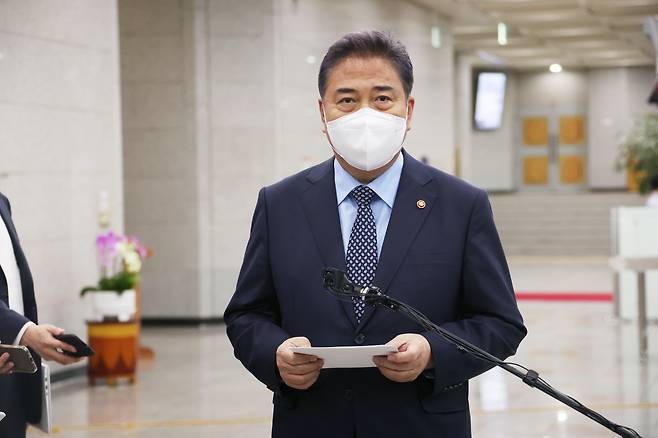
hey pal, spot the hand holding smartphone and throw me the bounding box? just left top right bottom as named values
left=53, top=334, right=95, bottom=358
left=0, top=345, right=37, bottom=373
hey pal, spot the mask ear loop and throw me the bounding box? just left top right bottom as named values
left=321, top=103, right=336, bottom=150
left=400, top=99, right=411, bottom=148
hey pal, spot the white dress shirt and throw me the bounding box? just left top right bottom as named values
left=334, top=153, right=404, bottom=257
left=0, top=214, right=34, bottom=345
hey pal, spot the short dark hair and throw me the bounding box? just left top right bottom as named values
left=318, top=30, right=413, bottom=98
left=651, top=172, right=658, bottom=190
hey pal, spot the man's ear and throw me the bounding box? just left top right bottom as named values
left=405, top=97, right=415, bottom=132
left=319, top=99, right=327, bottom=134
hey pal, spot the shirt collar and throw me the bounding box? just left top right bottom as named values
left=334, top=153, right=404, bottom=209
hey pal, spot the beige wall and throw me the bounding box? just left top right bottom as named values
left=120, top=0, right=207, bottom=317
left=456, top=55, right=518, bottom=192
left=0, top=0, right=124, bottom=372
left=121, top=0, right=455, bottom=318
left=457, top=57, right=517, bottom=191
left=517, top=70, right=588, bottom=110
left=469, top=74, right=517, bottom=192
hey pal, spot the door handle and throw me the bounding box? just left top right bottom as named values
left=548, top=133, right=558, bottom=164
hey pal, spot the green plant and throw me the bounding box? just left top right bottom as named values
left=80, top=231, right=148, bottom=297
left=80, top=271, right=139, bottom=296
left=616, top=113, right=658, bottom=194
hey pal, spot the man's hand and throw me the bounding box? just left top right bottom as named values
left=0, top=353, right=14, bottom=374
left=20, top=324, right=81, bottom=365
left=276, top=336, right=323, bottom=390
left=373, top=333, right=433, bottom=383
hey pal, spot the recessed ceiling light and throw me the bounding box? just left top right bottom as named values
left=497, top=23, right=508, bottom=46
left=549, top=63, right=562, bottom=73
left=305, top=55, right=316, bottom=64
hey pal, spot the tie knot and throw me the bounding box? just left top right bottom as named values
left=350, top=185, right=376, bottom=207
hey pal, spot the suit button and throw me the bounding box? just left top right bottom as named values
left=354, top=333, right=366, bottom=345
left=344, top=389, right=353, bottom=400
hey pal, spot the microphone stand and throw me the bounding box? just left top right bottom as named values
left=321, top=267, right=643, bottom=438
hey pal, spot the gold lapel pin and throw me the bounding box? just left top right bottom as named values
left=416, top=199, right=426, bottom=209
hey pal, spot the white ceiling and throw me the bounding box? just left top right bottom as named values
left=412, top=0, right=658, bottom=70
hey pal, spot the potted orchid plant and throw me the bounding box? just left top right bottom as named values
left=80, top=231, right=148, bottom=322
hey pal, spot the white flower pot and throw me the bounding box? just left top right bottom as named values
left=85, top=289, right=136, bottom=322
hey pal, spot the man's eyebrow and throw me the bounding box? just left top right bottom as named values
left=335, top=87, right=357, bottom=94
left=373, top=85, right=394, bottom=92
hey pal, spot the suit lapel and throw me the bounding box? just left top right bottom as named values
left=0, top=201, right=27, bottom=269
left=357, top=152, right=437, bottom=330
left=0, top=198, right=36, bottom=319
left=299, top=159, right=357, bottom=327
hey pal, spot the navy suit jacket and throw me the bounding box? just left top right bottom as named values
left=224, top=151, right=526, bottom=438
left=0, top=193, right=42, bottom=424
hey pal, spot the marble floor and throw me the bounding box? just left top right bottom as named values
left=28, top=258, right=657, bottom=438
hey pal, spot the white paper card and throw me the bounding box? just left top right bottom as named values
left=291, top=345, right=398, bottom=368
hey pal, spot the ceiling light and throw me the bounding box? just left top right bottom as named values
left=305, top=55, right=316, bottom=64
left=431, top=26, right=441, bottom=49
left=549, top=63, right=562, bottom=73
left=497, top=23, right=508, bottom=46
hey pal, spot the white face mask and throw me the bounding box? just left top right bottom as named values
left=325, top=107, right=407, bottom=171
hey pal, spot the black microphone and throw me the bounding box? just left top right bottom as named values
left=321, top=267, right=383, bottom=304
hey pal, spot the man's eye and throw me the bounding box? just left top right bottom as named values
left=339, top=98, right=355, bottom=104
left=376, top=96, right=391, bottom=102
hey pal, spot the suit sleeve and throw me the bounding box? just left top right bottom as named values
left=0, top=194, right=31, bottom=344
left=223, top=188, right=290, bottom=393
left=421, top=190, right=527, bottom=396
left=3, top=193, right=11, bottom=215
left=0, top=302, right=31, bottom=344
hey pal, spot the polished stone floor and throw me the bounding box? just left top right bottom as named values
left=28, top=258, right=657, bottom=437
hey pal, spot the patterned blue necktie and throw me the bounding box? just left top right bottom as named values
left=346, top=185, right=378, bottom=323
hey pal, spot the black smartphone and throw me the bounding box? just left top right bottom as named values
left=54, top=334, right=95, bottom=357
left=0, top=344, right=38, bottom=373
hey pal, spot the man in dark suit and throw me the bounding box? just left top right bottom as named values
left=224, top=31, right=526, bottom=438
left=0, top=193, right=80, bottom=437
